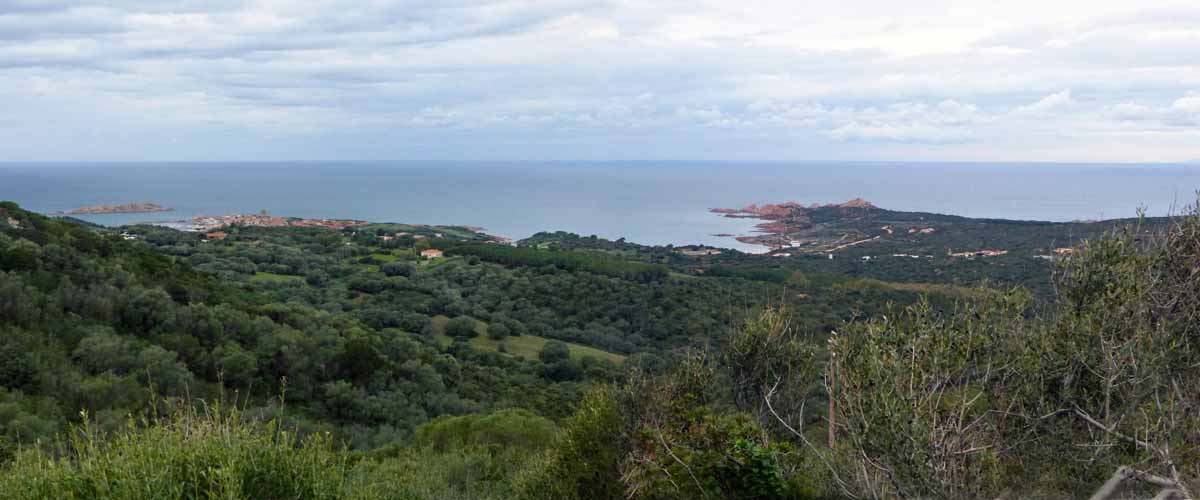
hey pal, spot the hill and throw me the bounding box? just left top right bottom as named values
left=4, top=199, right=1197, bottom=499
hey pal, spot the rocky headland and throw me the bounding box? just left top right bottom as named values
left=709, top=198, right=878, bottom=250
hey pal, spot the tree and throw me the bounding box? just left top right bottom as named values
left=137, top=346, right=195, bottom=396
left=72, top=328, right=136, bottom=375
left=487, top=323, right=510, bottom=340
left=118, top=287, right=174, bottom=337
left=538, top=340, right=570, bottom=364
left=304, top=269, right=329, bottom=287
left=381, top=261, right=415, bottom=277
left=0, top=343, right=36, bottom=391
left=786, top=270, right=810, bottom=288
left=445, top=316, right=478, bottom=340
left=213, top=342, right=257, bottom=388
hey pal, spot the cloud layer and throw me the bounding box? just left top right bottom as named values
left=2, top=0, right=1198, bottom=161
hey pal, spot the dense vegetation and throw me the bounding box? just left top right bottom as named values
left=3, top=199, right=1197, bottom=499
left=0, top=201, right=938, bottom=451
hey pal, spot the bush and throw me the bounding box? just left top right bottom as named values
left=380, top=261, right=414, bottom=277
left=412, top=409, right=558, bottom=453
left=487, top=323, right=510, bottom=340
left=538, top=340, right=570, bottom=364
left=0, top=406, right=351, bottom=500
left=445, top=317, right=478, bottom=340
left=515, top=387, right=625, bottom=500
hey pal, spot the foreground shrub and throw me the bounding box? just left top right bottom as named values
left=0, top=405, right=351, bottom=500
left=828, top=209, right=1200, bottom=498
left=515, top=386, right=626, bottom=500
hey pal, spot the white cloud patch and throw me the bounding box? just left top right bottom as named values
left=1105, top=91, right=1200, bottom=127
left=826, top=101, right=981, bottom=143
left=1014, top=89, right=1073, bottom=114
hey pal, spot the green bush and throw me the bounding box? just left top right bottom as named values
left=411, top=409, right=558, bottom=453
left=486, top=323, right=510, bottom=340
left=538, top=340, right=570, bottom=363
left=515, top=387, right=626, bottom=500
left=0, top=406, right=351, bottom=500
left=445, top=316, right=478, bottom=340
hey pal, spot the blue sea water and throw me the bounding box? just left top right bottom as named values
left=2, top=161, right=1198, bottom=252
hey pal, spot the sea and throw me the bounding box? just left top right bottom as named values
left=2, top=161, right=1199, bottom=253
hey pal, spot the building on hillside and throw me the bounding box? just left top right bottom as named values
left=421, top=249, right=444, bottom=260
left=205, top=231, right=228, bottom=240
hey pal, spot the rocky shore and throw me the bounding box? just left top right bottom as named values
left=709, top=198, right=877, bottom=250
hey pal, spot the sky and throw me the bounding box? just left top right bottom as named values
left=1, top=0, right=1199, bottom=162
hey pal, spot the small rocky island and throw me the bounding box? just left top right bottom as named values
left=58, top=202, right=173, bottom=215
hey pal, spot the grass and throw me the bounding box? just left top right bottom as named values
left=421, top=256, right=459, bottom=269
left=250, top=271, right=303, bottom=283
left=370, top=252, right=397, bottom=262
left=429, top=315, right=625, bottom=364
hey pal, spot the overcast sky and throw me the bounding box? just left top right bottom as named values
left=2, top=0, right=1199, bottom=162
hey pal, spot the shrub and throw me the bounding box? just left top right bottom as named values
left=412, top=409, right=558, bottom=453
left=380, top=261, right=414, bottom=277
left=487, top=323, right=510, bottom=340
left=514, top=387, right=625, bottom=500
left=0, top=406, right=351, bottom=500
left=445, top=316, right=478, bottom=340
left=538, top=340, right=570, bottom=364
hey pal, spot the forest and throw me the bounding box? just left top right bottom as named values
left=0, top=199, right=1196, bottom=499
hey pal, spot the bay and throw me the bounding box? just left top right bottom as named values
left=2, top=161, right=1198, bottom=252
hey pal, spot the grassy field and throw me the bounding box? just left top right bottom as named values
left=371, top=252, right=398, bottom=262
left=430, top=315, right=625, bottom=364
left=421, top=256, right=459, bottom=269
left=250, top=271, right=303, bottom=283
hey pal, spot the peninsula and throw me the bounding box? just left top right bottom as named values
left=708, top=198, right=1168, bottom=260
left=58, top=202, right=172, bottom=215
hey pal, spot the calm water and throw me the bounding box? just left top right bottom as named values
left=2, top=162, right=1198, bottom=252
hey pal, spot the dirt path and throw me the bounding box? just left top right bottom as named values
left=826, top=235, right=881, bottom=252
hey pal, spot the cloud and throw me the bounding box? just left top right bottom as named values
left=0, top=0, right=1198, bottom=161
left=1174, top=92, right=1200, bottom=114
left=1105, top=91, right=1200, bottom=127
left=1014, top=90, right=1073, bottom=114
left=826, top=100, right=980, bottom=143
